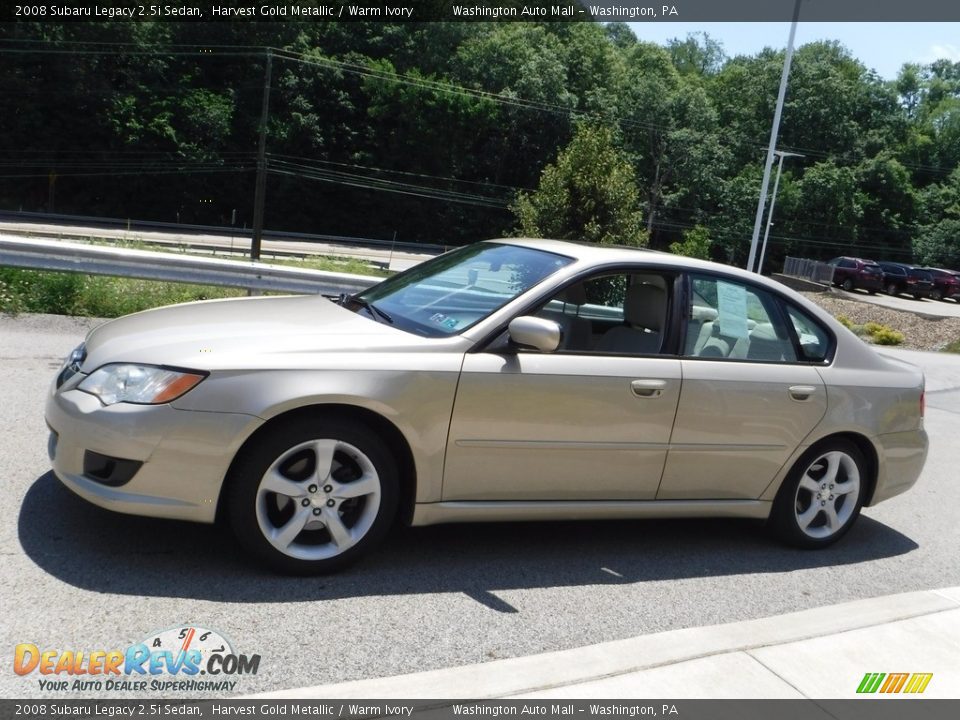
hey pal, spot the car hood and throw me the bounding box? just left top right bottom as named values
left=79, top=295, right=448, bottom=371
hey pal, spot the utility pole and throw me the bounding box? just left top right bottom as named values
left=251, top=50, right=272, bottom=261
left=746, top=0, right=802, bottom=273
left=758, top=150, right=804, bottom=275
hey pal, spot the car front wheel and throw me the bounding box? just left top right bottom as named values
left=885, top=283, right=898, bottom=296
left=841, top=278, right=854, bottom=291
left=227, top=416, right=398, bottom=574
left=770, top=440, right=867, bottom=548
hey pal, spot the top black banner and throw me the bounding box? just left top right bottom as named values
left=3, top=0, right=960, bottom=23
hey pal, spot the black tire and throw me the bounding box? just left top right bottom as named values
left=913, top=294, right=924, bottom=300
left=769, top=439, right=867, bottom=549
left=226, top=415, right=399, bottom=574
left=867, top=289, right=877, bottom=295
left=885, top=283, right=898, bottom=296
left=931, top=290, right=943, bottom=301
left=841, top=278, right=854, bottom=292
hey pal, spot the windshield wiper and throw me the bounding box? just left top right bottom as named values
left=339, top=293, right=394, bottom=324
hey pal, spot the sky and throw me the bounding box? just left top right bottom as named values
left=628, top=22, right=960, bottom=79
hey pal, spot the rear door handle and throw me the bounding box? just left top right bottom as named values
left=631, top=379, right=667, bottom=398
left=789, top=385, right=818, bottom=401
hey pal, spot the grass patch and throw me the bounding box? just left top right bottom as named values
left=0, top=268, right=246, bottom=317
left=0, top=245, right=391, bottom=318
left=942, top=338, right=960, bottom=354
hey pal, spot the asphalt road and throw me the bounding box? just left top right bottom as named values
left=2, top=313, right=959, bottom=699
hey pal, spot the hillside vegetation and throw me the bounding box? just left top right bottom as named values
left=3, top=21, right=960, bottom=268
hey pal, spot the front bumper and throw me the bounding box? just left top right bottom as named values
left=45, top=384, right=263, bottom=523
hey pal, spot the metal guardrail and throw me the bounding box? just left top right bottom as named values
left=0, top=235, right=382, bottom=296
left=0, top=210, right=447, bottom=255
left=783, top=256, right=835, bottom=285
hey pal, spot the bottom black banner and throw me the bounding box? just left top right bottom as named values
left=3, top=699, right=960, bottom=720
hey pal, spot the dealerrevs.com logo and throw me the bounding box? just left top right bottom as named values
left=14, top=625, right=260, bottom=693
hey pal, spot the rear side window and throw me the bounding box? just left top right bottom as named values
left=684, top=275, right=797, bottom=362
left=784, top=305, right=831, bottom=362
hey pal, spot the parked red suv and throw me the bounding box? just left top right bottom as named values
left=925, top=268, right=960, bottom=301
left=827, top=257, right=884, bottom=293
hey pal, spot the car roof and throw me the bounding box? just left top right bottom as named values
left=492, top=237, right=758, bottom=281
left=881, top=261, right=926, bottom=270
left=489, top=237, right=831, bottom=311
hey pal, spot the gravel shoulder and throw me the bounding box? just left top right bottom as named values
left=802, top=290, right=960, bottom=352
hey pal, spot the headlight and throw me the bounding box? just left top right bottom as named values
left=78, top=364, right=206, bottom=406
left=56, top=342, right=87, bottom=389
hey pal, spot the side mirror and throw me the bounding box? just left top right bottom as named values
left=508, top=316, right=561, bottom=353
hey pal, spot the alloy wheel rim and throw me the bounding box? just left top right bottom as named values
left=255, top=439, right=381, bottom=560
left=793, top=450, right=860, bottom=539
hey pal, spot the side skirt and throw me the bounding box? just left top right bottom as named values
left=411, top=500, right=772, bottom=527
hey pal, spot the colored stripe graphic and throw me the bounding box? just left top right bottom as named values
left=857, top=672, right=932, bottom=694
left=857, top=673, right=885, bottom=693
left=904, top=673, right=934, bottom=694
left=880, top=673, right=909, bottom=693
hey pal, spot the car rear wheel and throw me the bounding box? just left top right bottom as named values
left=885, top=283, right=898, bottom=296
left=770, top=440, right=867, bottom=549
left=931, top=290, right=943, bottom=301
left=841, top=278, right=854, bottom=291
left=227, top=416, right=398, bottom=574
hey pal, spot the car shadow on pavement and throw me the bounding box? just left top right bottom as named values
left=20, top=471, right=919, bottom=609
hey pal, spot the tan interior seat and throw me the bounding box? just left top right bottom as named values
left=595, top=283, right=665, bottom=355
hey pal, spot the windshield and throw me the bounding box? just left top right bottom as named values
left=351, top=242, right=575, bottom=337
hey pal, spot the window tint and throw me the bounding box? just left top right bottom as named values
left=358, top=242, right=573, bottom=337
left=785, top=305, right=831, bottom=362
left=534, top=273, right=669, bottom=355
left=684, top=275, right=797, bottom=362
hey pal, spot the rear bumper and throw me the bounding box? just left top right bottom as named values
left=868, top=428, right=929, bottom=505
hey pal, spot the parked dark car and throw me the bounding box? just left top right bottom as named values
left=827, top=257, right=883, bottom=293
left=876, top=262, right=936, bottom=299
left=924, top=268, right=960, bottom=302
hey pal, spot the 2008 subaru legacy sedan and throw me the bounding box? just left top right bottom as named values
left=45, top=239, right=928, bottom=573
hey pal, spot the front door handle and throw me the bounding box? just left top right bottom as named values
left=631, top=379, right=667, bottom=398
left=789, top=385, right=818, bottom=401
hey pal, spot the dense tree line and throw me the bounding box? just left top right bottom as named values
left=2, top=20, right=959, bottom=269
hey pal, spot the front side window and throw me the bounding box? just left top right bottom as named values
left=533, top=272, right=670, bottom=355
left=353, top=243, right=574, bottom=337
left=684, top=275, right=797, bottom=362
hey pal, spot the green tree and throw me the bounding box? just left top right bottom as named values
left=512, top=124, right=647, bottom=247
left=794, top=161, right=866, bottom=257
left=913, top=219, right=960, bottom=267
left=667, top=32, right=727, bottom=77
left=669, top=225, right=712, bottom=259
left=914, top=167, right=960, bottom=266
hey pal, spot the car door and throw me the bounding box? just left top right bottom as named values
left=656, top=273, right=828, bottom=500
left=442, top=270, right=683, bottom=501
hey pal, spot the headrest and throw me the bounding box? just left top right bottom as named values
left=561, top=284, right=587, bottom=306
left=624, top=283, right=666, bottom=331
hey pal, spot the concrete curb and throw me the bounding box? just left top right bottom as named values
left=251, top=587, right=960, bottom=699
